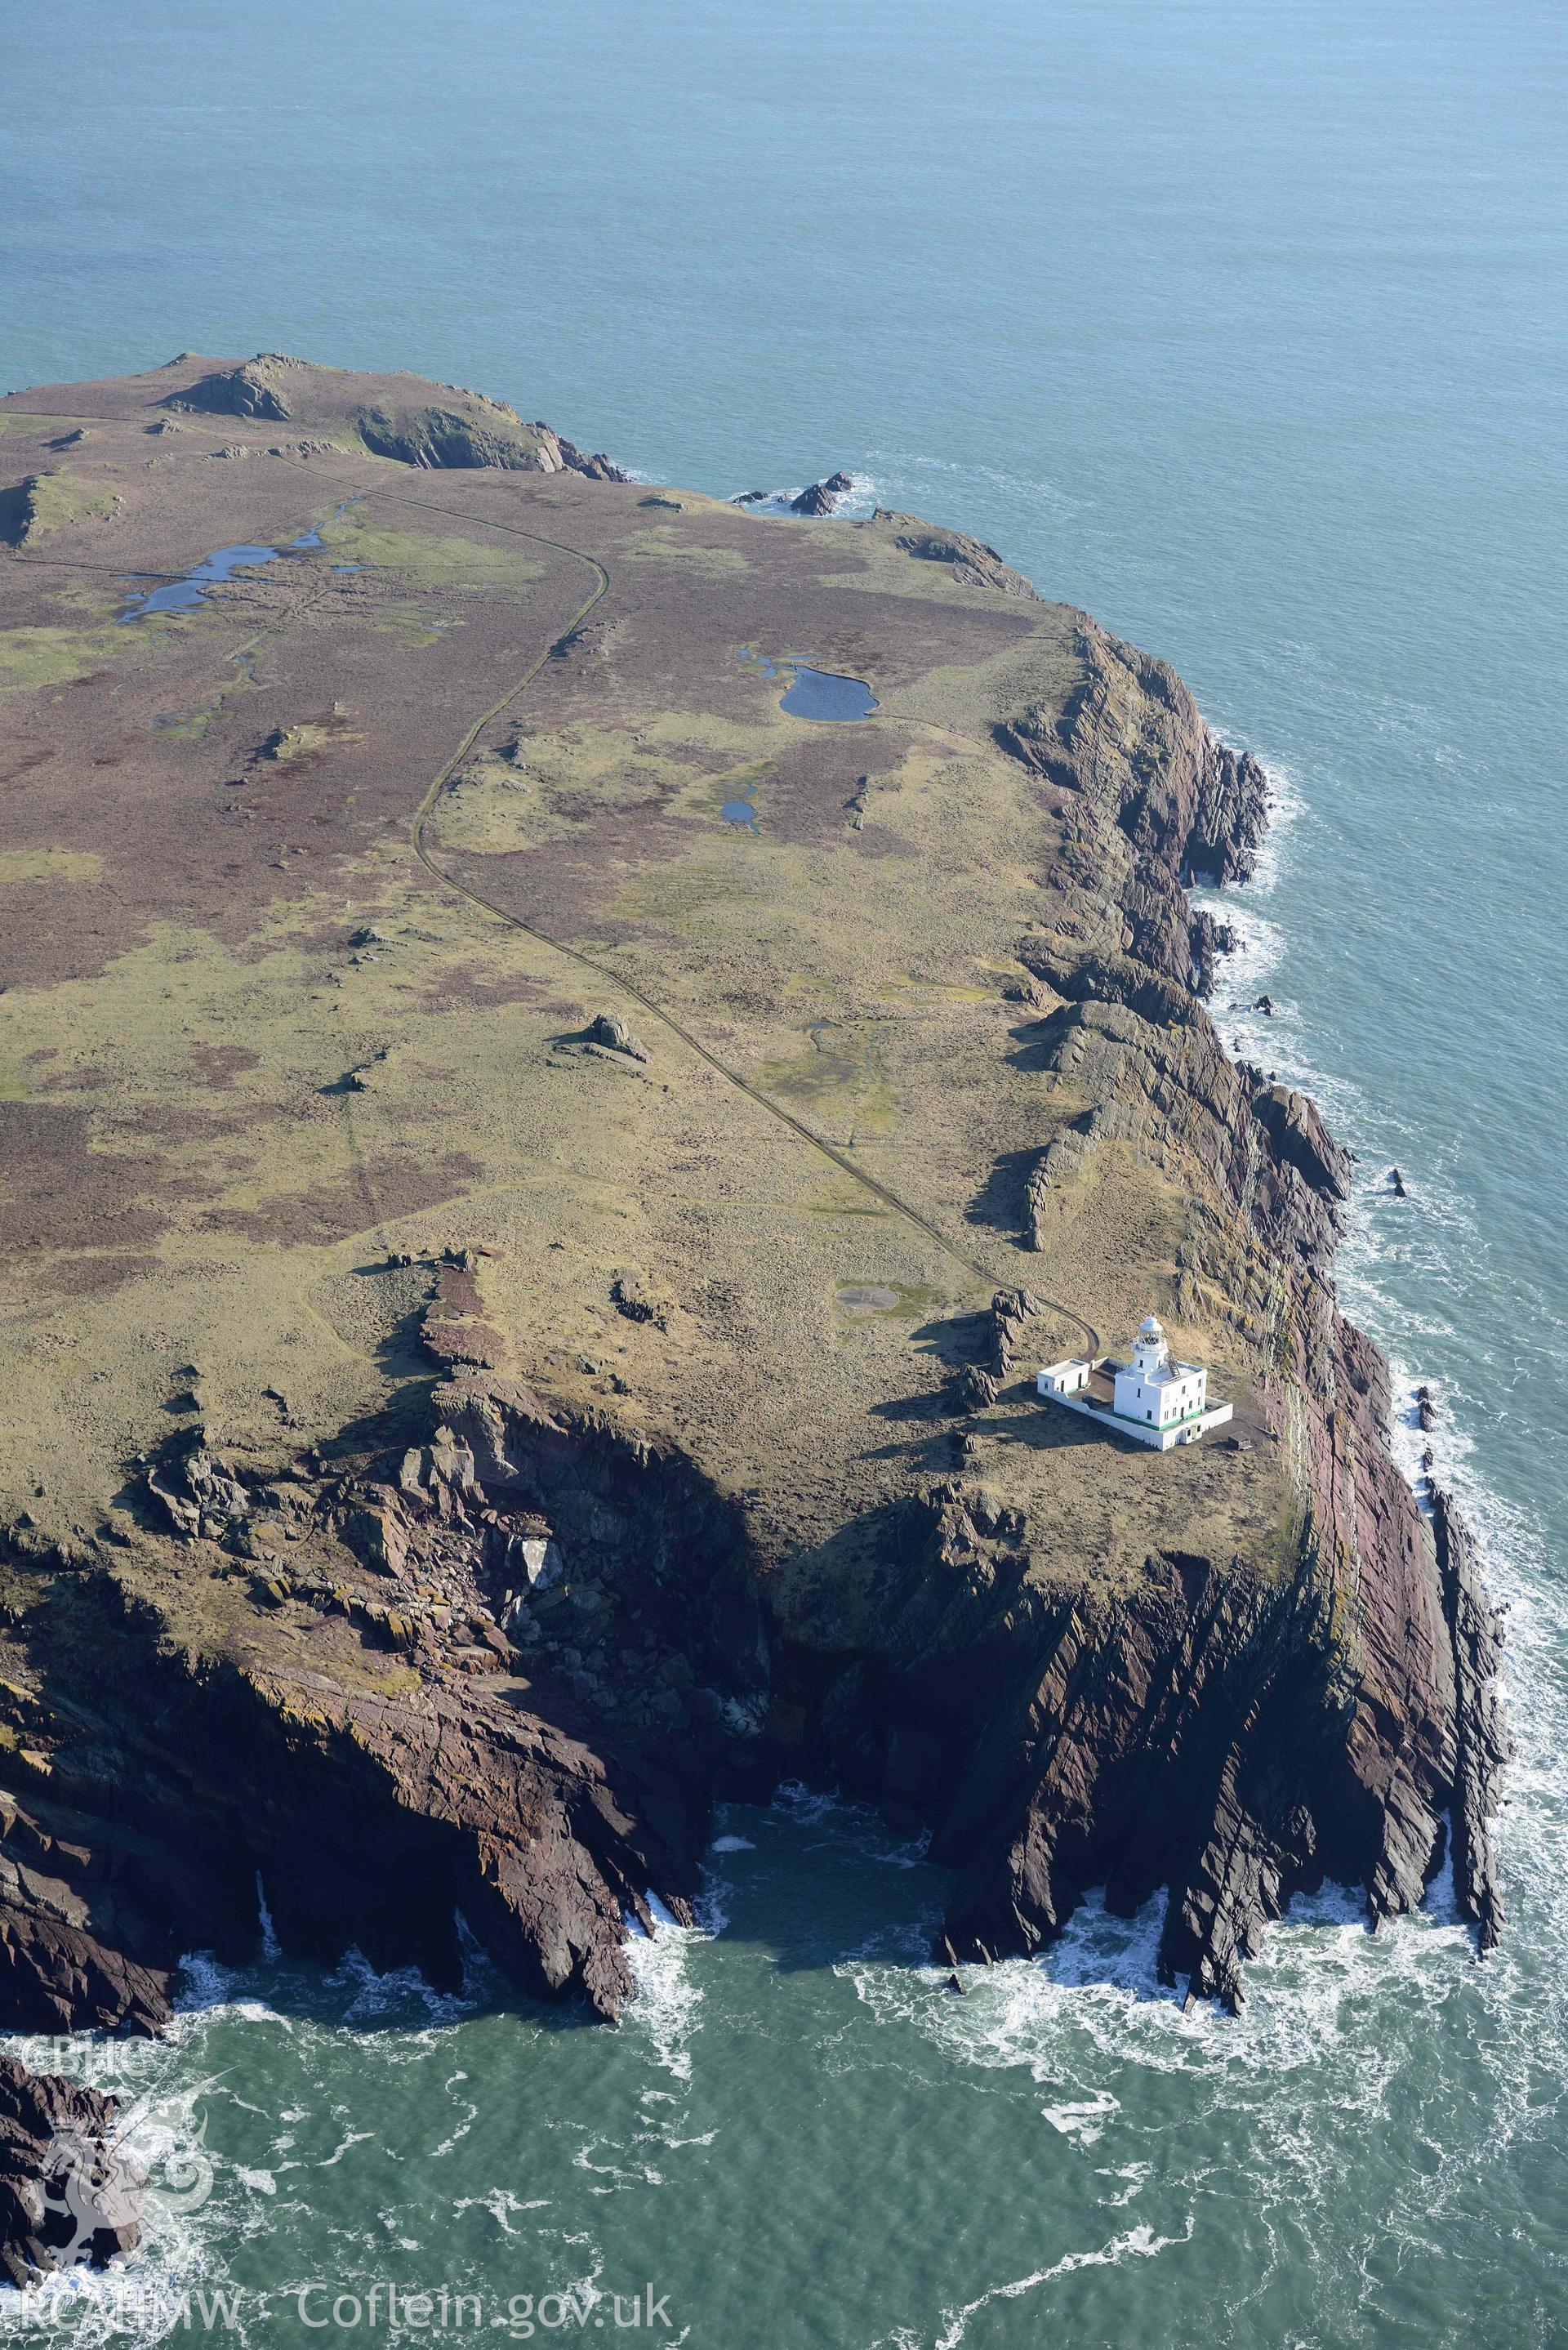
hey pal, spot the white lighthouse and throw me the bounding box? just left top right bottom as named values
left=1036, top=1314, right=1234, bottom=1451
left=1112, top=1316, right=1211, bottom=1433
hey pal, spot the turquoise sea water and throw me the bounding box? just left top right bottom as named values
left=3, top=2, right=1567, bottom=2341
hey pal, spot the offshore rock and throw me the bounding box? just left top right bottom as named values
left=789, top=470, right=855, bottom=516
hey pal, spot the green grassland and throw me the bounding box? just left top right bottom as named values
left=0, top=426, right=1294, bottom=1629
left=11, top=466, right=120, bottom=539
left=318, top=506, right=546, bottom=593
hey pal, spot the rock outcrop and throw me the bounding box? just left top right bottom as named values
left=1000, top=616, right=1269, bottom=987
left=0, top=470, right=116, bottom=548
left=790, top=470, right=855, bottom=516
left=0, top=476, right=58, bottom=549
left=355, top=405, right=623, bottom=479
left=551, top=434, right=628, bottom=484
left=165, top=352, right=302, bottom=421
left=872, top=511, right=1042, bottom=599
left=163, top=352, right=627, bottom=479
left=0, top=1271, right=766, bottom=2034
left=588, top=1012, right=650, bottom=1063
left=987, top=1288, right=1045, bottom=1374
left=0, top=2056, right=140, bottom=2287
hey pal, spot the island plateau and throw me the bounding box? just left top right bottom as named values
left=0, top=352, right=1506, bottom=2276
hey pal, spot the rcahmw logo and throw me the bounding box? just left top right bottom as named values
left=37, top=2088, right=214, bottom=2269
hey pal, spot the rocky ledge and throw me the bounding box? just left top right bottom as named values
left=0, top=1273, right=766, bottom=2031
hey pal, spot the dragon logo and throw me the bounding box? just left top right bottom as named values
left=38, top=2092, right=214, bottom=2269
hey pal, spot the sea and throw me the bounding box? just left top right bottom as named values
left=2, top=2, right=1566, bottom=2341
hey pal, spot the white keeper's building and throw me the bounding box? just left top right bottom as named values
left=1037, top=1316, right=1233, bottom=1451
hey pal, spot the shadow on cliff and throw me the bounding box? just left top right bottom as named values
left=964, top=1147, right=1040, bottom=1239
left=1001, top=1008, right=1073, bottom=1073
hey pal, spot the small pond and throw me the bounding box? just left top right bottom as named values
left=780, top=663, right=879, bottom=720
left=118, top=505, right=362, bottom=622
left=737, top=646, right=879, bottom=721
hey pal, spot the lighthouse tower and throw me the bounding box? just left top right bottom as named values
left=1112, top=1313, right=1209, bottom=1431
left=1036, top=1311, right=1233, bottom=1449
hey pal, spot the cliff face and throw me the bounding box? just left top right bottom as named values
left=765, top=621, right=1507, bottom=2004
left=0, top=354, right=1505, bottom=2129
left=996, top=616, right=1270, bottom=988
left=0, top=1282, right=767, bottom=2036
left=802, top=1314, right=1501, bottom=2010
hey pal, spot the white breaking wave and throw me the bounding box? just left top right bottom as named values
left=859, top=444, right=1090, bottom=526
left=928, top=2222, right=1194, bottom=2350
left=623, top=1889, right=720, bottom=2083
left=724, top=470, right=880, bottom=519
left=1040, top=2089, right=1120, bottom=2143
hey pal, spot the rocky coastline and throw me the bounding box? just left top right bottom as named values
left=0, top=603, right=1504, bottom=2109
left=769, top=626, right=1508, bottom=2001
left=0, top=356, right=1508, bottom=2281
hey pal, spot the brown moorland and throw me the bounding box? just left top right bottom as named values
left=0, top=355, right=1503, bottom=2254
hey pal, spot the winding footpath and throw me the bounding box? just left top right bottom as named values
left=11, top=421, right=1102, bottom=1353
